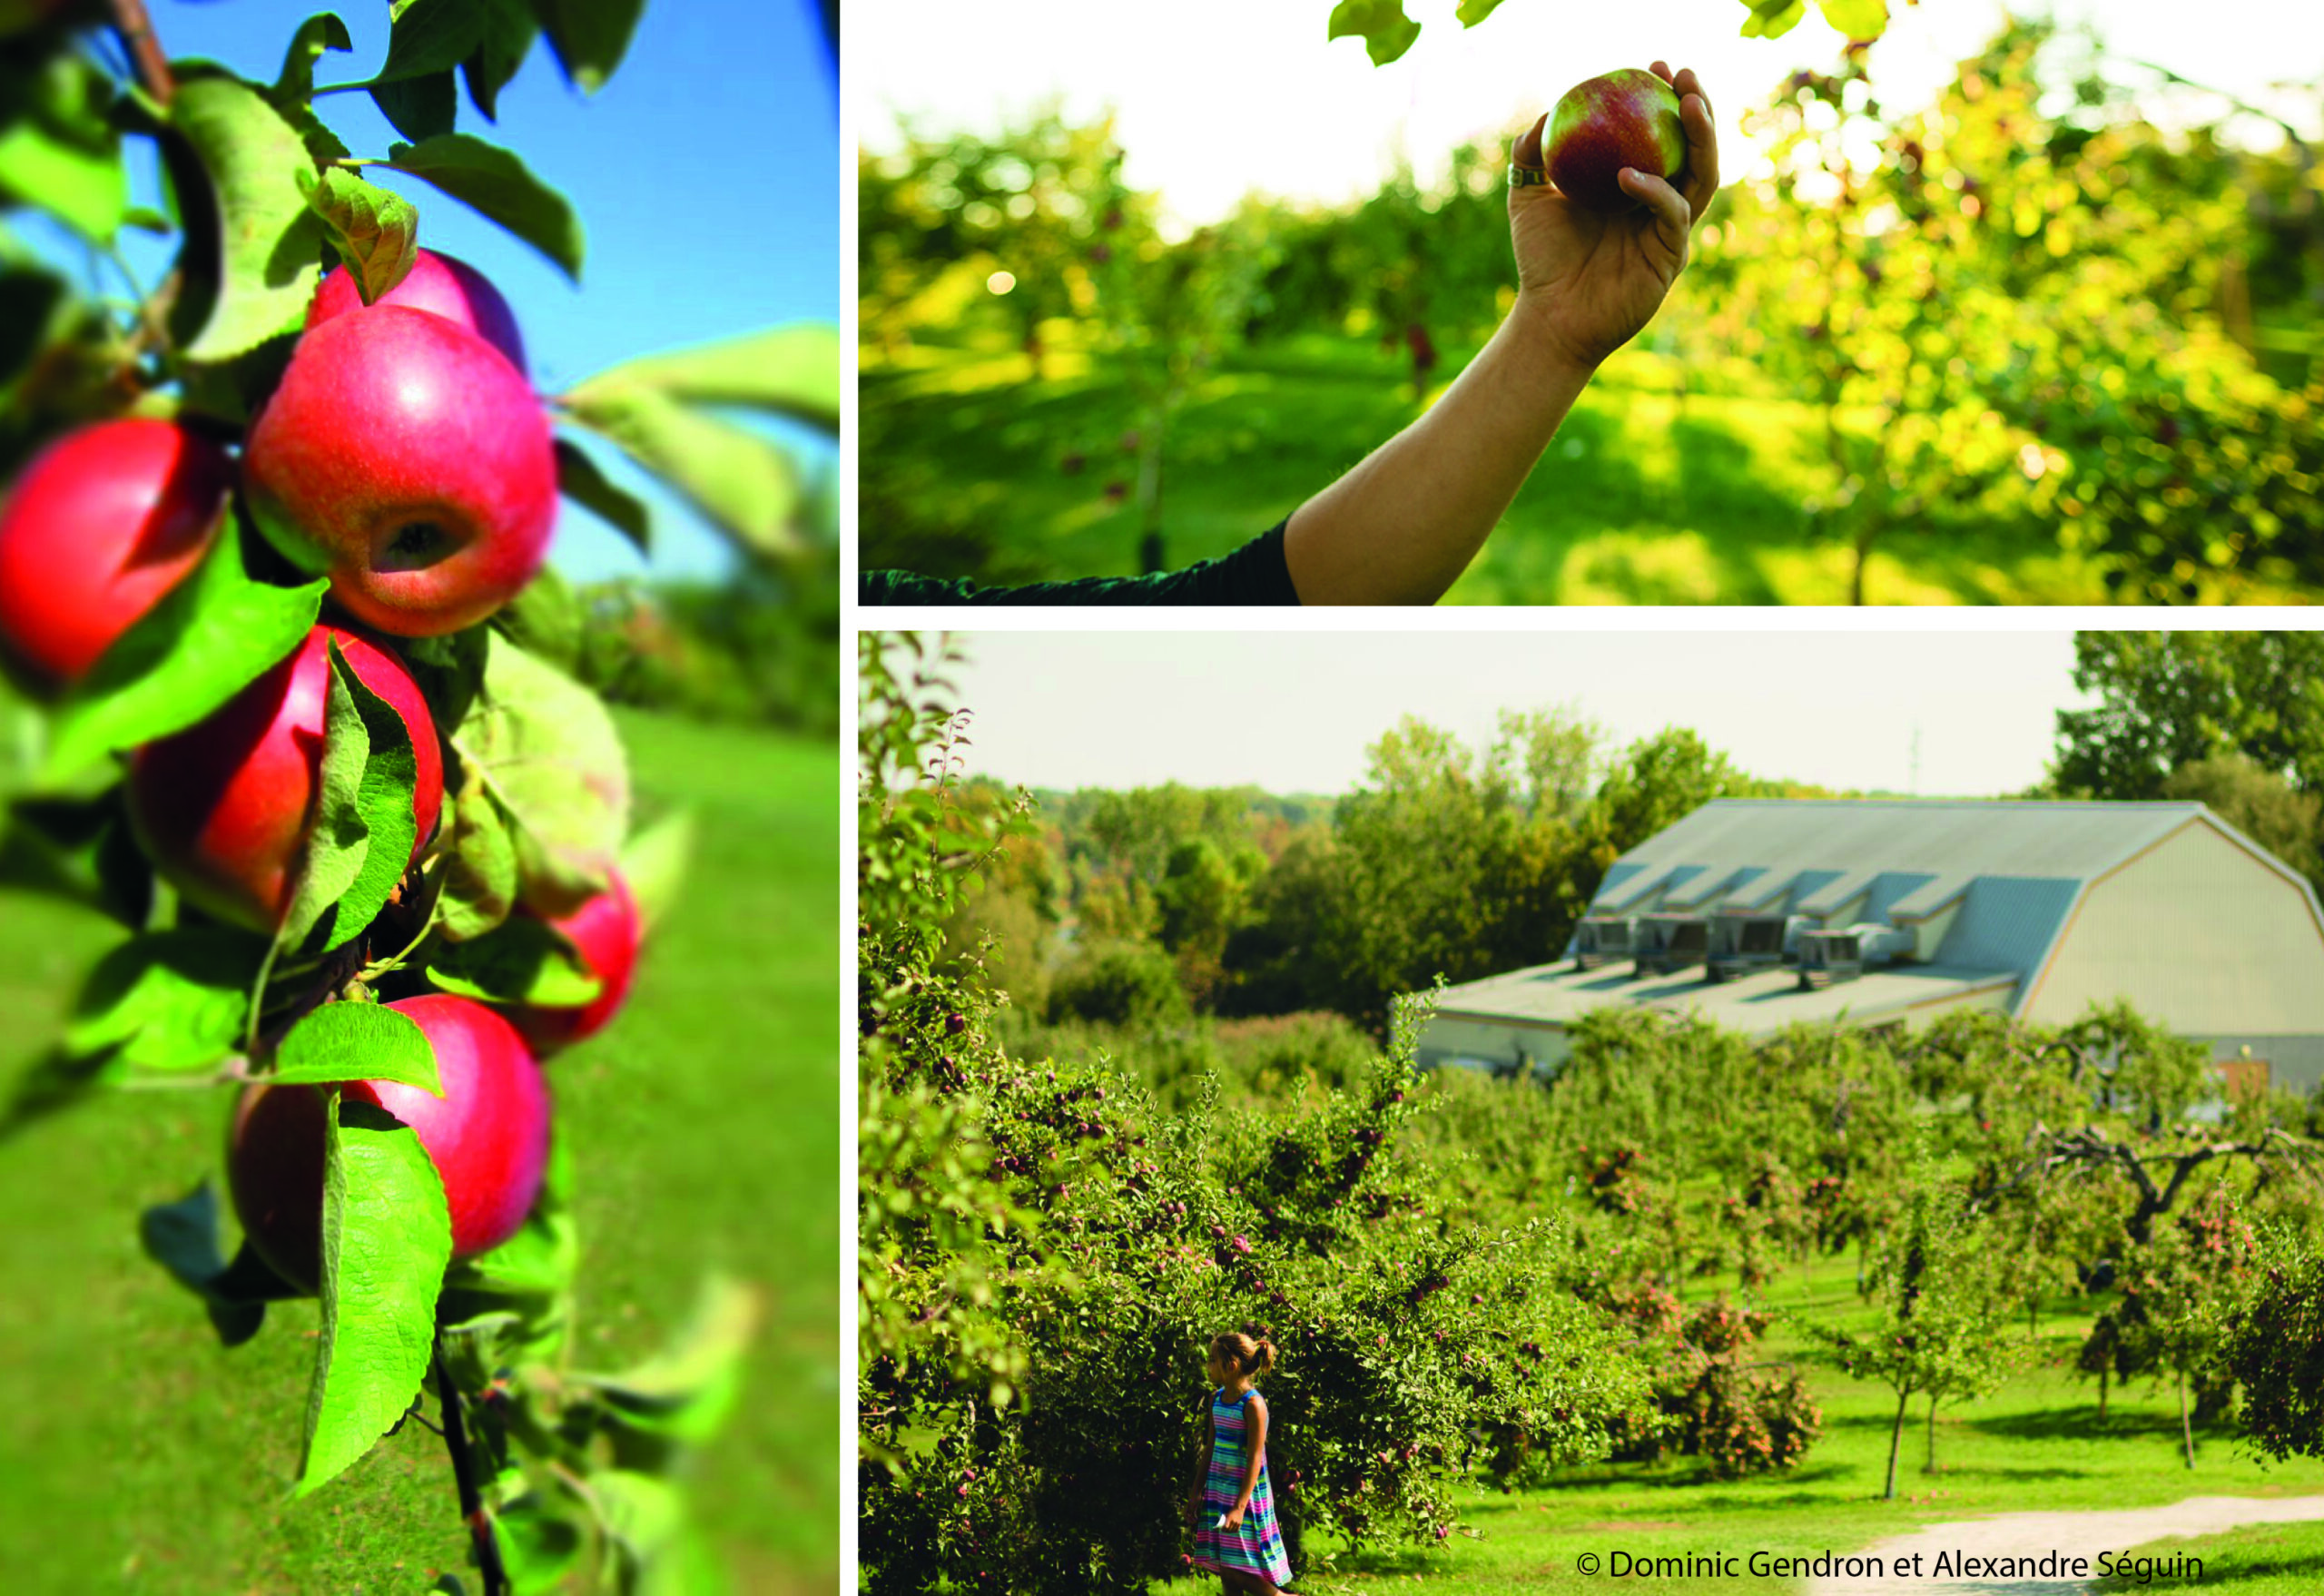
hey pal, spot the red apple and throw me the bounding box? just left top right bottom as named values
left=241, top=305, right=557, bottom=637
left=126, top=625, right=445, bottom=931
left=228, top=994, right=551, bottom=1290
left=0, top=419, right=233, bottom=693
left=306, top=248, right=527, bottom=373
left=1544, top=68, right=1689, bottom=214
left=510, top=870, right=642, bottom=1052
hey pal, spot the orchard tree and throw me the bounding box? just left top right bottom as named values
left=2052, top=631, right=2324, bottom=802
left=2091, top=1183, right=2259, bottom=1468
left=1803, top=1155, right=2015, bottom=1500
left=2225, top=1239, right=2324, bottom=1465
left=0, top=4, right=834, bottom=1590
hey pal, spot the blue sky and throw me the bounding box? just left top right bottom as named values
left=39, top=0, right=836, bottom=583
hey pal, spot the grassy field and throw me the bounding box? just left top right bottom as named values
left=862, top=330, right=2309, bottom=607
left=0, top=707, right=838, bottom=1592
left=2096, top=1520, right=2324, bottom=1593
left=1142, top=1251, right=2324, bottom=1595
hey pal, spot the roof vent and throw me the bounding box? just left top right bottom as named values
left=1574, top=914, right=1634, bottom=970
left=1797, top=924, right=1915, bottom=990
left=1708, top=911, right=1808, bottom=983
left=1633, top=913, right=1709, bottom=977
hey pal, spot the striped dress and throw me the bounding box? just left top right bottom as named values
left=1192, top=1386, right=1293, bottom=1587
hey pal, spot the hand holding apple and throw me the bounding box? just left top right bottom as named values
left=1510, top=61, right=1720, bottom=374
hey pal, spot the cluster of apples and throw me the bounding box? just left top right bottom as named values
left=0, top=251, right=640, bottom=1290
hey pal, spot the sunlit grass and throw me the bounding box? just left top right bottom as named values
left=862, top=331, right=2312, bottom=606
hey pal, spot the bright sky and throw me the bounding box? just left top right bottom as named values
left=26, top=0, right=836, bottom=584
left=857, top=0, right=2324, bottom=232
left=933, top=630, right=2093, bottom=799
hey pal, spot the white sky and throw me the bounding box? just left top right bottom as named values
left=935, top=630, right=2092, bottom=799
left=854, top=0, right=2324, bottom=231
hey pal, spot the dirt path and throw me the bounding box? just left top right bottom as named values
left=1804, top=1494, right=2324, bottom=1595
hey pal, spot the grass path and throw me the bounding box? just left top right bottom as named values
left=1813, top=1495, right=2324, bottom=1595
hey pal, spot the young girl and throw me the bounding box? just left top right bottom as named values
left=1185, top=1330, right=1295, bottom=1595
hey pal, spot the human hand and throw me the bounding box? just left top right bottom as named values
left=1224, top=1503, right=1247, bottom=1530
left=1507, top=62, right=1721, bottom=375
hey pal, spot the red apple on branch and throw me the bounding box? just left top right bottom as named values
left=1545, top=68, right=1689, bottom=214
left=306, top=248, right=528, bottom=373
left=241, top=305, right=557, bottom=637
left=510, top=870, right=643, bottom=1052
left=126, top=624, right=444, bottom=931
left=228, top=994, right=551, bottom=1291
left=0, top=419, right=233, bottom=693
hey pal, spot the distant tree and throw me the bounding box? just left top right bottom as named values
left=2053, top=632, right=2324, bottom=801
left=1583, top=726, right=1774, bottom=870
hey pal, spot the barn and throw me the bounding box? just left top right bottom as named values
left=1418, top=799, right=2324, bottom=1093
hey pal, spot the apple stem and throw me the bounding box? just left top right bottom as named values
left=107, top=0, right=176, bottom=106
left=435, top=1335, right=511, bottom=1596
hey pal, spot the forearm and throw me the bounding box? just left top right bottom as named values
left=1281, top=293, right=1595, bottom=606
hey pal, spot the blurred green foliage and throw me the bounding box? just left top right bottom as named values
left=862, top=20, right=2324, bottom=603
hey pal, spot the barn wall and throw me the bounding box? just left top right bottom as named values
left=2025, top=821, right=2324, bottom=1039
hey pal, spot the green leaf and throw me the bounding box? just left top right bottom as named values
left=400, top=626, right=491, bottom=738
left=64, top=929, right=262, bottom=1073
left=1325, top=0, right=1422, bottom=66
left=0, top=263, right=65, bottom=388
left=273, top=12, right=354, bottom=103
left=453, top=632, right=629, bottom=914
left=490, top=565, right=584, bottom=673
left=273, top=1001, right=440, bottom=1093
left=554, top=437, right=652, bottom=552
left=300, top=167, right=419, bottom=304
left=573, top=1276, right=758, bottom=1443
left=1452, top=0, right=1506, bottom=25
left=0, top=55, right=127, bottom=241
left=1739, top=0, right=1808, bottom=38
left=41, top=522, right=324, bottom=783
left=559, top=382, right=805, bottom=559
left=425, top=917, right=600, bottom=1006
left=169, top=75, right=333, bottom=362
left=383, top=133, right=582, bottom=281
left=272, top=638, right=420, bottom=956
left=1816, top=0, right=1887, bottom=39
left=493, top=1500, right=586, bottom=1589
left=374, top=0, right=490, bottom=82
left=571, top=324, right=840, bottom=430
left=588, top=1469, right=685, bottom=1567
left=371, top=69, right=458, bottom=143
left=439, top=784, right=519, bottom=941
left=462, top=0, right=541, bottom=121
left=295, top=1094, right=452, bottom=1498
left=530, top=0, right=646, bottom=94
left=619, top=808, right=694, bottom=935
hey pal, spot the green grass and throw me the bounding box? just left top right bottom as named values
left=0, top=707, right=837, bottom=1593
left=2096, top=1519, right=2324, bottom=1593
left=862, top=330, right=2309, bottom=606
left=1147, top=1251, right=2324, bottom=1595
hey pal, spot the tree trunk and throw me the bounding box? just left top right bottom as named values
left=1925, top=1392, right=1939, bottom=1472
left=1885, top=1390, right=1910, bottom=1500
left=2179, top=1365, right=2195, bottom=1470
left=1136, top=420, right=1167, bottom=575
left=2097, top=1360, right=2109, bottom=1421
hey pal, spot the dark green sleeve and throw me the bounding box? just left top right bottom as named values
left=861, top=522, right=1299, bottom=607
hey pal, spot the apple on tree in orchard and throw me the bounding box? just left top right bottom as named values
left=510, top=869, right=643, bottom=1053
left=228, top=994, right=551, bottom=1291
left=126, top=624, right=444, bottom=932
left=306, top=248, right=527, bottom=372
left=0, top=419, right=233, bottom=694
left=1544, top=67, right=1689, bottom=214
left=241, top=303, right=557, bottom=638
